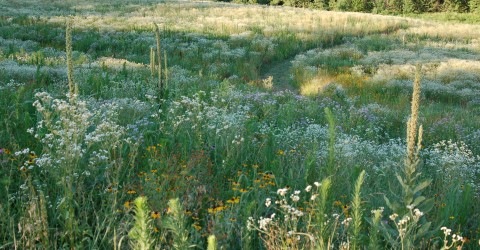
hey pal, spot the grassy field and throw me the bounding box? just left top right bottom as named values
left=0, top=0, right=479, bottom=249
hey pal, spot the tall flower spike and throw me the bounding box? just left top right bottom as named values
left=66, top=19, right=75, bottom=99
left=406, top=64, right=421, bottom=164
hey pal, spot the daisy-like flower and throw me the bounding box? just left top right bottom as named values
left=277, top=188, right=288, bottom=196
left=265, top=198, right=272, bottom=207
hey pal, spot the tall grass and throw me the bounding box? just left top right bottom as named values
left=0, top=0, right=479, bottom=249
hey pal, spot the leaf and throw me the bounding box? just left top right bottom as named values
left=396, top=174, right=406, bottom=189
left=413, top=179, right=432, bottom=194
left=412, top=196, right=425, bottom=207
left=419, top=197, right=435, bottom=214
left=416, top=221, right=431, bottom=238
left=384, top=196, right=399, bottom=212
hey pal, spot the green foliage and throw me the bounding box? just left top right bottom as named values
left=1, top=0, right=479, bottom=249
left=470, top=0, right=480, bottom=12
left=163, top=198, right=193, bottom=250
left=351, top=170, right=366, bottom=250
left=129, top=196, right=155, bottom=250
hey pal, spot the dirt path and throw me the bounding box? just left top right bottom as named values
left=260, top=57, right=297, bottom=92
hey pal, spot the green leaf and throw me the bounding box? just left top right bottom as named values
left=384, top=196, right=399, bottom=212
left=411, top=196, right=425, bottom=207
left=413, top=179, right=432, bottom=194
left=419, top=197, right=435, bottom=214
left=416, top=221, right=431, bottom=238
left=396, top=174, right=406, bottom=189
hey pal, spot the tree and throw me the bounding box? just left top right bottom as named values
left=443, top=0, right=469, bottom=12
left=470, top=0, right=480, bottom=12
left=352, top=0, right=372, bottom=11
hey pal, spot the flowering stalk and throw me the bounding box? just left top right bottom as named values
left=66, top=19, right=76, bottom=99
left=154, top=23, right=163, bottom=98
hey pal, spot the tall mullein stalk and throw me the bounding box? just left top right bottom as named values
left=150, top=47, right=155, bottom=78
left=384, top=64, right=433, bottom=248
left=325, top=107, right=336, bottom=176
left=164, top=49, right=168, bottom=91
left=66, top=19, right=76, bottom=100
left=402, top=64, right=428, bottom=212
left=351, top=170, right=366, bottom=250
left=153, top=23, right=163, bottom=98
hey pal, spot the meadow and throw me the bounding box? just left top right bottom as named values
left=0, top=0, right=479, bottom=249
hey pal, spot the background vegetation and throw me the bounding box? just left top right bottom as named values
left=0, top=0, right=479, bottom=249
left=223, top=0, right=480, bottom=15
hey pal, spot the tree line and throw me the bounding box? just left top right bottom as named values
left=222, top=0, right=480, bottom=14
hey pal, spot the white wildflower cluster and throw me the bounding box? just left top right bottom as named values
left=440, top=227, right=466, bottom=249
left=388, top=205, right=425, bottom=238
left=30, top=92, right=134, bottom=178
left=427, top=140, right=480, bottom=195
left=168, top=91, right=249, bottom=141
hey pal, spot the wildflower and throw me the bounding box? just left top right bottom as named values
left=310, top=194, right=318, bottom=201
left=265, top=198, right=272, bottom=207
left=153, top=227, right=159, bottom=233
left=124, top=201, right=131, bottom=209
left=226, top=197, right=240, bottom=204
left=277, top=188, right=288, bottom=196
left=334, top=200, right=342, bottom=206
left=258, top=217, right=272, bottom=230
left=413, top=208, right=424, bottom=217
left=193, top=223, right=202, bottom=231
left=229, top=217, right=237, bottom=222
left=277, top=149, right=285, bottom=155
left=290, top=194, right=300, bottom=202
left=127, top=189, right=136, bottom=194
left=239, top=188, right=248, bottom=193
left=252, top=164, right=259, bottom=169
left=151, top=211, right=160, bottom=219
left=389, top=213, right=398, bottom=221
left=305, top=185, right=312, bottom=192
